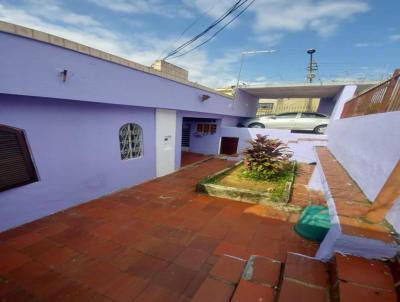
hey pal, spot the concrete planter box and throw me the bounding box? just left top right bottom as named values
left=196, top=161, right=300, bottom=212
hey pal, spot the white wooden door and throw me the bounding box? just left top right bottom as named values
left=156, top=109, right=176, bottom=177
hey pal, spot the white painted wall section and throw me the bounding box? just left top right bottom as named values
left=220, top=127, right=327, bottom=163
left=386, top=197, right=400, bottom=233
left=327, top=111, right=400, bottom=201
left=329, top=85, right=357, bottom=121
left=156, top=109, right=177, bottom=177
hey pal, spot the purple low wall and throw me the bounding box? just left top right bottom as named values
left=0, top=94, right=156, bottom=231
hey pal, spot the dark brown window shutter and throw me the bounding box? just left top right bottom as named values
left=0, top=125, right=38, bottom=192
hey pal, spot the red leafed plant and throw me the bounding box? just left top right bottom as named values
left=242, top=134, right=293, bottom=180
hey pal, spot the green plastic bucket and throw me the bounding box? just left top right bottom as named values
left=294, top=205, right=331, bottom=243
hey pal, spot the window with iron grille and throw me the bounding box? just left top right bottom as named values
left=119, top=123, right=143, bottom=160
left=0, top=125, right=38, bottom=192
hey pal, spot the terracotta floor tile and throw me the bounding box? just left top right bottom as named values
left=279, top=279, right=327, bottom=302
left=77, top=261, right=123, bottom=294
left=43, top=280, right=94, bottom=302
left=224, top=229, right=253, bottom=247
left=174, top=247, right=209, bottom=271
left=199, top=222, right=230, bottom=240
left=336, top=254, right=394, bottom=290
left=28, top=270, right=72, bottom=299
left=127, top=254, right=169, bottom=279
left=210, top=255, right=246, bottom=284
left=20, top=238, right=60, bottom=258
left=0, top=287, right=38, bottom=302
left=104, top=273, right=148, bottom=302
left=87, top=222, right=122, bottom=239
left=231, top=280, right=274, bottom=302
left=244, top=256, right=281, bottom=287
left=7, top=261, right=50, bottom=288
left=214, top=241, right=249, bottom=260
left=55, top=254, right=96, bottom=278
left=183, top=263, right=213, bottom=298
left=189, top=234, right=220, bottom=253
left=0, top=248, right=30, bottom=273
left=152, top=263, right=197, bottom=294
left=133, top=284, right=180, bottom=302
left=284, top=253, right=329, bottom=288
left=191, top=277, right=234, bottom=302
left=338, top=281, right=397, bottom=302
left=129, top=235, right=163, bottom=254
left=6, top=232, right=44, bottom=250
left=145, top=225, right=175, bottom=239
left=147, top=241, right=185, bottom=262
left=36, top=245, right=77, bottom=268
left=166, top=228, right=196, bottom=246
left=35, top=222, right=70, bottom=238
left=83, top=238, right=124, bottom=261
left=109, top=247, right=143, bottom=271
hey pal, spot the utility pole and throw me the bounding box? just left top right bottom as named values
left=306, top=48, right=318, bottom=111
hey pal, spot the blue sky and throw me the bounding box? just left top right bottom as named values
left=0, top=0, right=399, bottom=87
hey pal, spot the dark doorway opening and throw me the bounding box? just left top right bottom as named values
left=181, top=120, right=191, bottom=151
left=220, top=137, right=239, bottom=155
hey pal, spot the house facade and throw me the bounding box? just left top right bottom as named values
left=0, top=21, right=259, bottom=231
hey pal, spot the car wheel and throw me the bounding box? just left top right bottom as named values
left=314, top=124, right=327, bottom=134
left=248, top=123, right=265, bottom=128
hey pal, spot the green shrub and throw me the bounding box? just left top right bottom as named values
left=242, top=134, right=292, bottom=181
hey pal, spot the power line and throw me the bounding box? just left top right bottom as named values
left=163, top=0, right=245, bottom=59
left=157, top=3, right=217, bottom=59
left=163, top=0, right=252, bottom=60
left=169, top=0, right=256, bottom=60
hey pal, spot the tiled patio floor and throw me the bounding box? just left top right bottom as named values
left=0, top=158, right=320, bottom=302
left=180, top=152, right=211, bottom=167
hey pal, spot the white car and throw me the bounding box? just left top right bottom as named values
left=242, top=112, right=329, bottom=134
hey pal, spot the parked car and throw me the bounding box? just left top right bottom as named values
left=242, top=112, right=329, bottom=134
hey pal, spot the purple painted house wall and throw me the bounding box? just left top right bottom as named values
left=0, top=32, right=257, bottom=118
left=174, top=111, right=243, bottom=168
left=317, top=97, right=335, bottom=115
left=0, top=31, right=259, bottom=231
left=0, top=94, right=156, bottom=231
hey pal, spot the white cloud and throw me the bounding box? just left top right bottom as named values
left=24, top=0, right=100, bottom=26
left=88, top=0, right=193, bottom=18
left=355, top=42, right=369, bottom=47
left=389, top=34, right=400, bottom=41
left=186, top=0, right=369, bottom=41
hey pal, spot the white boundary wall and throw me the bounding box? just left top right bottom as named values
left=220, top=127, right=328, bottom=163
left=327, top=111, right=400, bottom=201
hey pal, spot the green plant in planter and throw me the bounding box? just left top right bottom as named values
left=242, top=134, right=293, bottom=181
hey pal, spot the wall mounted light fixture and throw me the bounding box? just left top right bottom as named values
left=60, top=69, right=68, bottom=82
left=201, top=94, right=210, bottom=102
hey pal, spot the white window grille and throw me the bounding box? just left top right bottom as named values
left=119, top=123, right=143, bottom=160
